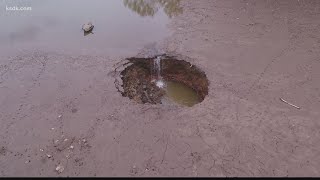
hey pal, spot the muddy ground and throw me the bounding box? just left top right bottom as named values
left=1, top=0, right=320, bottom=177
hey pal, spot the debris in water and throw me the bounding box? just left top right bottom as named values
left=55, top=164, right=64, bottom=173
left=280, top=98, right=300, bottom=109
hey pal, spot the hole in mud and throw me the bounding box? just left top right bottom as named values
left=115, top=55, right=209, bottom=107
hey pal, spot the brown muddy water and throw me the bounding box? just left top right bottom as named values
left=0, top=0, right=182, bottom=56
left=164, top=81, right=200, bottom=107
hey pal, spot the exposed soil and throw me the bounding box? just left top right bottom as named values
left=118, top=55, right=209, bottom=104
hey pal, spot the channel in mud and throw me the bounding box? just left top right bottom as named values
left=115, top=55, right=209, bottom=107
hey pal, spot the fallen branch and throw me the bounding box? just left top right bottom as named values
left=280, top=98, right=300, bottom=109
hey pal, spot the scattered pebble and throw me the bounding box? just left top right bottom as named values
left=58, top=115, right=62, bottom=118
left=40, top=149, right=44, bottom=152
left=55, top=164, right=64, bottom=173
left=64, top=138, right=68, bottom=142
left=70, top=145, right=74, bottom=149
left=25, top=160, right=30, bottom=164
left=46, top=154, right=52, bottom=158
left=51, top=128, right=55, bottom=130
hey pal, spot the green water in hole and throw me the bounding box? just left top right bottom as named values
left=165, top=81, right=200, bottom=107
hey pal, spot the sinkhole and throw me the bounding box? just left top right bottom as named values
left=114, top=55, right=209, bottom=107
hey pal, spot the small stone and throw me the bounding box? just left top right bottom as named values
left=25, top=160, right=30, bottom=164
left=70, top=145, right=74, bottom=149
left=58, top=115, right=62, bottom=118
left=55, top=137, right=75, bottom=151
left=82, top=22, right=94, bottom=32
left=46, top=154, right=52, bottom=158
left=40, top=149, right=44, bottom=152
left=56, top=164, right=64, bottom=173
left=51, top=128, right=55, bottom=130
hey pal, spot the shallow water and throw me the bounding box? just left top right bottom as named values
left=165, top=81, right=200, bottom=107
left=0, top=0, right=182, bottom=57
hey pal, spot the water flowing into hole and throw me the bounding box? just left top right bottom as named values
left=152, top=56, right=165, bottom=88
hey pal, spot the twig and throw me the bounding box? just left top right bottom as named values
left=161, top=135, right=169, bottom=164
left=280, top=98, right=300, bottom=109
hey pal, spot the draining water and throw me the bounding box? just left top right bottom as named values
left=165, top=81, right=200, bottom=107
left=152, top=56, right=165, bottom=88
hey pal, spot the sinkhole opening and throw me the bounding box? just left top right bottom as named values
left=115, top=55, right=209, bottom=107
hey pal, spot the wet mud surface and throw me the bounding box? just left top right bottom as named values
left=1, top=0, right=320, bottom=177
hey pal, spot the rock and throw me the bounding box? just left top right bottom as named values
left=55, top=164, right=64, bottom=173
left=82, top=22, right=94, bottom=32
left=46, top=154, right=52, bottom=158
left=54, top=137, right=75, bottom=151
left=58, top=115, right=62, bottom=118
